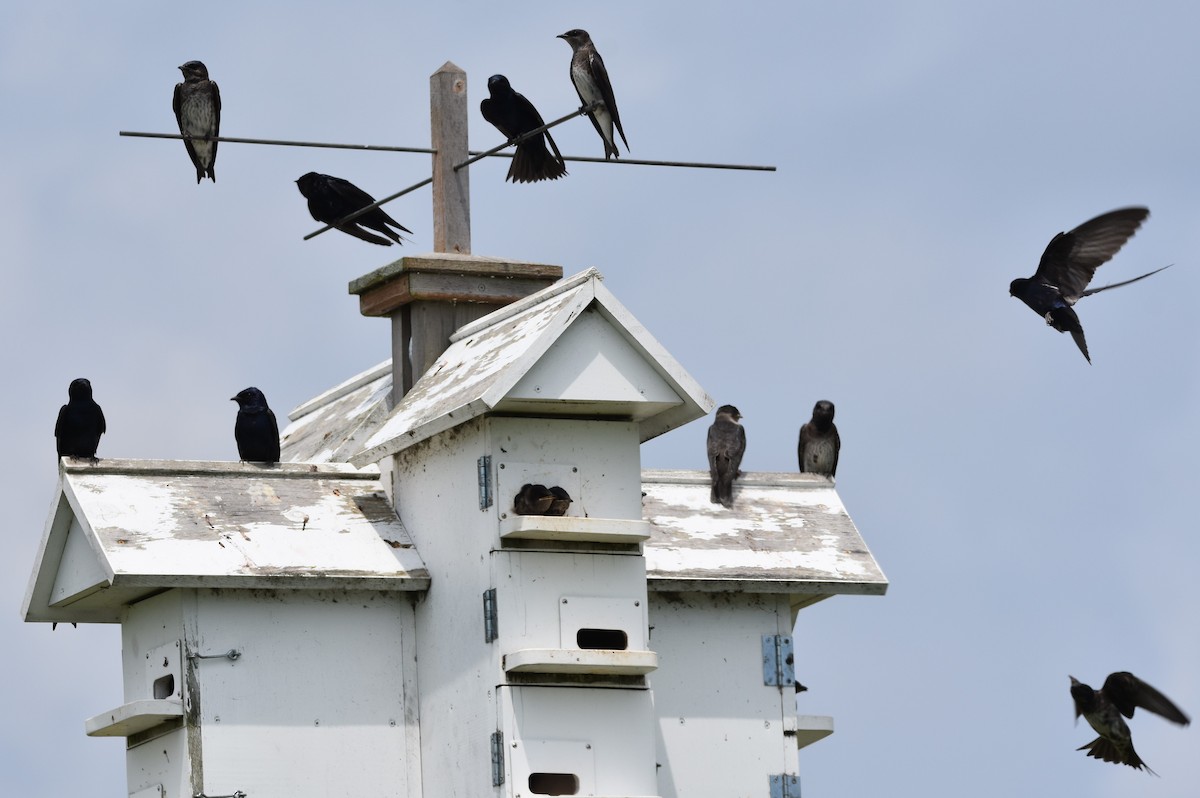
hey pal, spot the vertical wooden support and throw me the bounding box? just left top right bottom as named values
left=430, top=62, right=471, bottom=255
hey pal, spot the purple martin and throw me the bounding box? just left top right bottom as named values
left=55, top=378, right=105, bottom=459
left=707, top=405, right=745, bottom=508
left=558, top=29, right=628, bottom=160
left=1009, top=207, right=1168, bottom=363
left=1070, top=672, right=1190, bottom=775
left=798, top=400, right=839, bottom=477
left=513, top=484, right=554, bottom=515
left=232, top=387, right=280, bottom=463
left=173, top=61, right=221, bottom=183
left=296, top=172, right=413, bottom=246
left=546, top=486, right=573, bottom=516
left=481, top=75, right=567, bottom=183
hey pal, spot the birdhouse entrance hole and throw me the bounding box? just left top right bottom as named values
left=152, top=674, right=174, bottom=700
left=528, top=772, right=580, bottom=795
left=575, top=628, right=628, bottom=650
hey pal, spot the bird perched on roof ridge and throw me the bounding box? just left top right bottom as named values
left=1009, top=207, right=1168, bottom=363
left=1070, top=671, right=1190, bottom=775
left=481, top=74, right=568, bottom=183
left=558, top=29, right=628, bottom=159
left=707, top=405, right=745, bottom=508
left=55, top=378, right=106, bottom=460
left=798, top=400, right=839, bottom=477
left=173, top=60, right=221, bottom=183
left=296, top=172, right=413, bottom=246
left=232, top=387, right=280, bottom=463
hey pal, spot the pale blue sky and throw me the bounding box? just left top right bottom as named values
left=4, top=2, right=1198, bottom=795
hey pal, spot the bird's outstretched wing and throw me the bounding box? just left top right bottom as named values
left=1103, top=672, right=1190, bottom=725
left=1034, top=207, right=1149, bottom=302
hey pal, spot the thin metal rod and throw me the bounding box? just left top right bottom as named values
left=119, top=130, right=435, bottom=155
left=453, top=102, right=601, bottom=172
left=473, top=151, right=776, bottom=172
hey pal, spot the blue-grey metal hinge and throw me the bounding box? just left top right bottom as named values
left=483, top=588, right=498, bottom=643
left=769, top=774, right=800, bottom=798
left=478, top=455, right=492, bottom=510
left=762, top=635, right=795, bottom=687
left=490, top=731, right=505, bottom=786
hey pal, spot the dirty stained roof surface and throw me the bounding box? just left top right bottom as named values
left=350, top=268, right=712, bottom=467
left=281, top=360, right=392, bottom=463
left=642, top=470, right=888, bottom=597
left=24, top=459, right=428, bottom=624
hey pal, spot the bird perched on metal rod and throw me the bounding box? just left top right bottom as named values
left=1070, top=671, right=1190, bottom=775
left=173, top=60, right=221, bottom=183
left=232, top=387, right=280, bottom=463
left=296, top=172, right=413, bottom=246
left=798, top=400, right=839, bottom=477
left=558, top=29, right=628, bottom=160
left=1009, top=207, right=1168, bottom=363
left=707, top=405, right=745, bottom=508
left=481, top=74, right=567, bottom=183
left=55, top=378, right=106, bottom=460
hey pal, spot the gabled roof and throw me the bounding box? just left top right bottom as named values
left=281, top=360, right=392, bottom=463
left=23, top=459, right=429, bottom=625
left=350, top=269, right=714, bottom=467
left=641, top=470, right=888, bottom=602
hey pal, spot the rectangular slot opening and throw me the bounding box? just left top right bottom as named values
left=152, top=674, right=175, bottom=699
left=528, top=773, right=580, bottom=795
left=576, top=628, right=628, bottom=650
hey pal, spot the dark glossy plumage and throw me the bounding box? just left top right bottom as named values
left=296, top=172, right=413, bottom=246
left=513, top=484, right=555, bottom=515
left=481, top=75, right=567, bottom=183
left=55, top=378, right=106, bottom=459
left=707, top=405, right=745, bottom=508
left=1070, top=672, right=1190, bottom=775
left=798, top=400, right=839, bottom=477
left=1009, top=207, right=1167, bottom=363
left=558, top=29, right=628, bottom=159
left=232, top=387, right=280, bottom=463
left=173, top=60, right=220, bottom=183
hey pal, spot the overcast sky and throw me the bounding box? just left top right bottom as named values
left=4, top=2, right=1198, bottom=795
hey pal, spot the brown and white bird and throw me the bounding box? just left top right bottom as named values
left=173, top=60, right=221, bottom=183
left=798, top=400, right=840, bottom=477
left=513, top=484, right=554, bottom=515
left=1070, top=671, right=1190, bottom=775
left=558, top=29, right=628, bottom=159
left=707, top=405, right=745, bottom=508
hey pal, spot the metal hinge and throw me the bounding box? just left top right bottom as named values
left=769, top=774, right=800, bottom=798
left=490, top=731, right=505, bottom=786
left=761, top=635, right=795, bottom=687
left=483, top=588, right=498, bottom=643
left=478, top=455, right=492, bottom=510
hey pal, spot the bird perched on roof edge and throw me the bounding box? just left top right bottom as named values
left=55, top=378, right=106, bottom=460
left=296, top=172, right=413, bottom=246
left=798, top=400, right=839, bottom=477
left=1009, top=207, right=1168, bottom=363
left=232, top=387, right=280, bottom=463
left=707, top=405, right=745, bottom=508
left=558, top=29, right=628, bottom=159
left=1070, top=671, right=1190, bottom=775
left=173, top=60, right=221, bottom=183
left=481, top=74, right=568, bottom=183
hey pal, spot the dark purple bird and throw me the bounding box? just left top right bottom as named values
left=55, top=378, right=106, bottom=459
left=173, top=60, right=221, bottom=183
left=296, top=172, right=413, bottom=246
left=798, top=400, right=839, bottom=477
left=558, top=29, right=628, bottom=159
left=232, top=387, right=280, bottom=463
left=1071, top=671, right=1190, bottom=775
left=1009, top=207, right=1168, bottom=363
left=707, top=405, right=745, bottom=508
left=481, top=74, right=567, bottom=183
